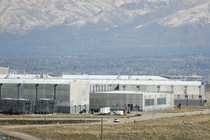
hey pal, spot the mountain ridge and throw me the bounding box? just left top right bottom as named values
left=0, top=0, right=210, bottom=48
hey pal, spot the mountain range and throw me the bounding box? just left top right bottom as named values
left=0, top=0, right=210, bottom=49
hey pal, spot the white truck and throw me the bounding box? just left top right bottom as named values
left=100, top=107, right=111, bottom=115
left=113, top=110, right=124, bottom=115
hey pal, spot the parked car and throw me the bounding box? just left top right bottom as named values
left=114, top=118, right=120, bottom=123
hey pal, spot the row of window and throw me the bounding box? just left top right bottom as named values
left=145, top=98, right=166, bottom=106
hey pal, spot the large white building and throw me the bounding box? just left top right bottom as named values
left=0, top=74, right=205, bottom=114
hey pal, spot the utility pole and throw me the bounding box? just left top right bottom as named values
left=101, top=117, right=103, bottom=140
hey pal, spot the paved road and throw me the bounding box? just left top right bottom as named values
left=107, top=109, right=210, bottom=124
left=0, top=109, right=210, bottom=140
left=0, top=130, right=41, bottom=140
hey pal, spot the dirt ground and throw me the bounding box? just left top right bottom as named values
left=0, top=106, right=210, bottom=140
left=1, top=113, right=209, bottom=140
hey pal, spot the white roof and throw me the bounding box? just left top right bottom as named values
left=0, top=78, right=73, bottom=84
left=87, top=79, right=201, bottom=86
left=0, top=74, right=202, bottom=86
left=0, top=74, right=41, bottom=79
left=62, top=75, right=168, bottom=81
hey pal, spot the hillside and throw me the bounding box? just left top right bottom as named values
left=0, top=0, right=210, bottom=48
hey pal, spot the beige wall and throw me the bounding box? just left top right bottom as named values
left=70, top=81, right=90, bottom=113
left=205, top=84, right=210, bottom=103
left=0, top=67, right=9, bottom=74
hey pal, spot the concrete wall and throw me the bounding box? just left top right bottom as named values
left=90, top=84, right=118, bottom=92
left=90, top=92, right=174, bottom=112
left=70, top=81, right=90, bottom=114
left=90, top=93, right=143, bottom=111
left=172, top=85, right=204, bottom=100
left=90, top=83, right=204, bottom=97
left=0, top=67, right=9, bottom=74
left=205, top=84, right=210, bottom=103
left=142, top=93, right=174, bottom=111
left=119, top=85, right=138, bottom=91
left=89, top=82, right=205, bottom=110
left=174, top=100, right=205, bottom=106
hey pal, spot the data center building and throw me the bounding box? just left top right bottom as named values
left=0, top=74, right=206, bottom=114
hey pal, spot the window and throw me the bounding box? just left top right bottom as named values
left=145, top=99, right=154, bottom=106
left=123, top=85, right=126, bottom=90
left=157, top=98, right=166, bottom=105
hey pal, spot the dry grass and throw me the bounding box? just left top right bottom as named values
left=12, top=114, right=210, bottom=140
left=0, top=119, right=99, bottom=125
left=153, top=106, right=209, bottom=113
left=0, top=113, right=126, bottom=119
